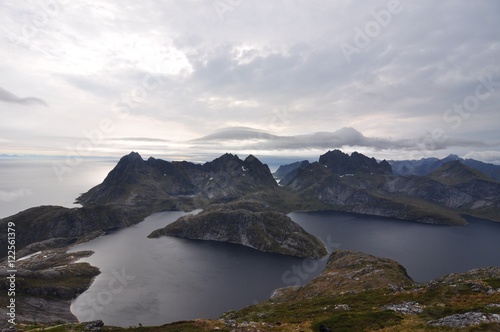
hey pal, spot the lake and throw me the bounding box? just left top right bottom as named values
left=70, top=210, right=500, bottom=327
left=69, top=210, right=316, bottom=327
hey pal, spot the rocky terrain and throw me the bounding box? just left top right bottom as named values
left=149, top=206, right=327, bottom=258
left=279, top=150, right=500, bottom=225
left=0, top=249, right=99, bottom=324
left=10, top=250, right=500, bottom=331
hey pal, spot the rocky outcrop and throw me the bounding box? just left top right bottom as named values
left=225, top=251, right=500, bottom=332
left=271, top=250, right=414, bottom=302
left=0, top=250, right=99, bottom=323
left=0, top=204, right=151, bottom=258
left=149, top=208, right=327, bottom=258
left=428, top=312, right=500, bottom=328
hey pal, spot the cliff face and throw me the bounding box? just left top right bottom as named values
left=149, top=208, right=327, bottom=259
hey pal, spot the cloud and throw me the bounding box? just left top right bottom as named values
left=0, top=189, right=32, bottom=202
left=0, top=1, right=498, bottom=163
left=192, top=127, right=494, bottom=152
left=464, top=151, right=500, bottom=165
left=0, top=86, right=48, bottom=107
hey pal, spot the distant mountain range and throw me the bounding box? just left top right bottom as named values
left=388, top=154, right=500, bottom=181
left=2, top=149, right=499, bottom=261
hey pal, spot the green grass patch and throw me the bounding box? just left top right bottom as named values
left=485, top=278, right=500, bottom=289
left=312, top=310, right=403, bottom=332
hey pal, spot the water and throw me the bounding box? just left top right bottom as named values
left=70, top=211, right=315, bottom=327
left=0, top=158, right=117, bottom=218
left=291, top=211, right=500, bottom=282
left=69, top=210, right=500, bottom=327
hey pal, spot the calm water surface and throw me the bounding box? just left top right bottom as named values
left=291, top=211, right=500, bottom=282
left=70, top=211, right=315, bottom=327
left=70, top=210, right=500, bottom=327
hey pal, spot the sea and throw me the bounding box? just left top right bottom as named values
left=2, top=157, right=500, bottom=327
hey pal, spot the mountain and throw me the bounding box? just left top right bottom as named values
left=2, top=150, right=499, bottom=260
left=273, top=160, right=310, bottom=179
left=318, top=149, right=392, bottom=175
left=0, top=152, right=285, bottom=258
left=77, top=151, right=278, bottom=207
left=279, top=153, right=500, bottom=224
left=149, top=207, right=327, bottom=258
left=390, top=154, right=500, bottom=181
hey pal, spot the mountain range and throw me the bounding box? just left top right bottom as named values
left=2, top=149, right=499, bottom=261
left=389, top=154, right=500, bottom=181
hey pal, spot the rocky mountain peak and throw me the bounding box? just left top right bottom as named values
left=429, top=160, right=495, bottom=185
left=319, top=149, right=392, bottom=175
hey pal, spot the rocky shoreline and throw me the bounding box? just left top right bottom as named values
left=0, top=248, right=100, bottom=324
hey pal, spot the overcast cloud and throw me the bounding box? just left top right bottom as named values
left=0, top=0, right=499, bottom=163
left=0, top=86, right=48, bottom=106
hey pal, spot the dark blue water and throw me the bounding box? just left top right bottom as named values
left=70, top=210, right=500, bottom=327
left=291, top=211, right=500, bottom=282
left=70, top=211, right=318, bottom=327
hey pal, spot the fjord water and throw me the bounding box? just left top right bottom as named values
left=70, top=210, right=500, bottom=327
left=0, top=158, right=117, bottom=218
left=70, top=211, right=315, bottom=326
left=291, top=212, right=500, bottom=282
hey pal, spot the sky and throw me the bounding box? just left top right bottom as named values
left=1, top=0, right=499, bottom=164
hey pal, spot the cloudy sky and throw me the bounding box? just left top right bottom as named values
left=1, top=0, right=499, bottom=163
